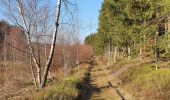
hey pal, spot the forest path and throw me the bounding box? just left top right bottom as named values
left=86, top=58, right=134, bottom=100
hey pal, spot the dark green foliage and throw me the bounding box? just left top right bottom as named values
left=85, top=0, right=170, bottom=56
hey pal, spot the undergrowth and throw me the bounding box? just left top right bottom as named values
left=27, top=66, right=88, bottom=100
left=134, top=69, right=170, bottom=100
left=112, top=58, right=140, bottom=71
left=115, top=59, right=170, bottom=100
left=119, top=64, right=154, bottom=83
left=31, top=77, right=80, bottom=100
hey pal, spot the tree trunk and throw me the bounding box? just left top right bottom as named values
left=107, top=41, right=111, bottom=66
left=63, top=49, right=68, bottom=77
left=155, top=48, right=159, bottom=70
left=122, top=47, right=125, bottom=58
left=155, top=31, right=159, bottom=70
left=30, top=55, right=37, bottom=88
left=44, top=38, right=53, bottom=79
left=17, top=0, right=41, bottom=88
left=140, top=47, right=142, bottom=60
left=114, top=47, right=117, bottom=63
left=77, top=47, right=79, bottom=71
left=128, top=46, right=131, bottom=60
left=166, top=33, right=170, bottom=53
left=143, top=34, right=146, bottom=53
left=108, top=43, right=111, bottom=61
left=139, top=34, right=143, bottom=60
left=36, top=38, right=41, bottom=85
left=3, top=32, right=9, bottom=83
left=117, top=48, right=120, bottom=59
left=40, top=0, right=62, bottom=89
left=155, top=32, right=159, bottom=70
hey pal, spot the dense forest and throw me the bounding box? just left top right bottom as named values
left=85, top=0, right=170, bottom=99
left=86, top=0, right=170, bottom=58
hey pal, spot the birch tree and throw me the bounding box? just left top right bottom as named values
left=0, top=0, right=63, bottom=89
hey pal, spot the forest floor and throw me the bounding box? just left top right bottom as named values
left=85, top=57, right=134, bottom=100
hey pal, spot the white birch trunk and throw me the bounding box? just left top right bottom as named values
left=40, top=0, right=62, bottom=88
left=45, top=41, right=53, bottom=79
left=30, top=55, right=37, bottom=88
left=17, top=0, right=41, bottom=88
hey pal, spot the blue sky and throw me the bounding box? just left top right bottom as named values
left=0, top=0, right=103, bottom=42
left=77, top=0, right=103, bottom=42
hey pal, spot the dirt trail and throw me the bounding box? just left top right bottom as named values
left=85, top=58, right=134, bottom=100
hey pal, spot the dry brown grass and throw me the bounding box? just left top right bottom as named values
left=0, top=61, right=34, bottom=99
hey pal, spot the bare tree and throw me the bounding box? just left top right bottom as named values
left=0, top=0, right=62, bottom=89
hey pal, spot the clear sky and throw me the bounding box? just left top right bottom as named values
left=77, top=0, right=103, bottom=42
left=0, top=0, right=103, bottom=42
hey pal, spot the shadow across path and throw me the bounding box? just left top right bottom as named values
left=76, top=66, right=102, bottom=100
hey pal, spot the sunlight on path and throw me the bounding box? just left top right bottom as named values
left=87, top=58, right=133, bottom=100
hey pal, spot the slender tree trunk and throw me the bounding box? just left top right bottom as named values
left=19, top=61, right=23, bottom=80
left=143, top=34, right=146, bottom=53
left=35, top=1, right=41, bottom=85
left=128, top=46, right=131, bottom=60
left=108, top=43, right=111, bottom=61
left=63, top=46, right=68, bottom=77
left=17, top=0, right=41, bottom=88
left=121, top=47, right=125, bottom=58
left=166, top=33, right=170, bottom=53
left=45, top=42, right=53, bottom=79
left=36, top=37, right=41, bottom=85
left=12, top=37, right=17, bottom=79
left=140, top=47, right=142, bottom=60
left=30, top=55, right=37, bottom=88
left=76, top=46, right=79, bottom=71
left=114, top=46, right=117, bottom=63
left=155, top=31, right=159, bottom=70
left=108, top=41, right=111, bottom=66
left=40, top=0, right=62, bottom=89
left=139, top=34, right=143, bottom=60
left=117, top=48, right=120, bottom=59
left=14, top=65, right=17, bottom=79
left=4, top=33, right=8, bottom=83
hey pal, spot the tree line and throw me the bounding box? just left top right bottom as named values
left=85, top=0, right=170, bottom=66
